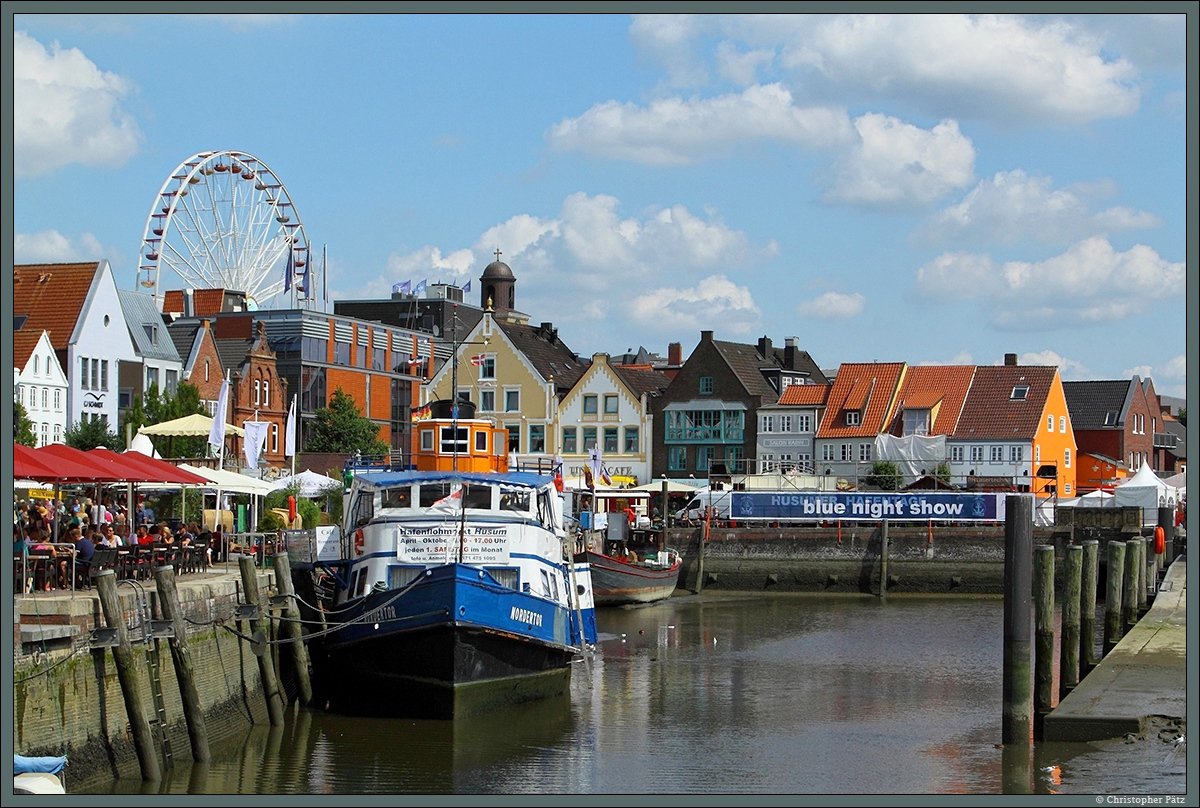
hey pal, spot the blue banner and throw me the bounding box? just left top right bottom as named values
left=730, top=491, right=1004, bottom=522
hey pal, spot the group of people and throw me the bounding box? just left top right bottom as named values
left=15, top=500, right=217, bottom=592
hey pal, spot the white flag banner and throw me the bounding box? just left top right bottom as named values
left=208, top=380, right=230, bottom=449
left=284, top=395, right=297, bottom=458
left=243, top=421, right=270, bottom=469
left=432, top=483, right=463, bottom=512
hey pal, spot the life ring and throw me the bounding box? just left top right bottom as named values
left=1153, top=525, right=1165, bottom=555
left=354, top=529, right=365, bottom=556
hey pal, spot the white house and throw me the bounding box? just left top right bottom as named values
left=13, top=330, right=69, bottom=447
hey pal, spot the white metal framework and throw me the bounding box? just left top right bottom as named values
left=137, top=150, right=312, bottom=307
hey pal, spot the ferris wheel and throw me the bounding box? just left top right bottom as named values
left=136, top=149, right=314, bottom=308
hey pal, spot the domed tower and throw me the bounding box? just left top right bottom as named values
left=480, top=249, right=516, bottom=315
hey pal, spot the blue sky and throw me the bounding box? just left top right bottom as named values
left=10, top=11, right=1192, bottom=398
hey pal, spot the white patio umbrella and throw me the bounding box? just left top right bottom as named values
left=271, top=469, right=341, bottom=498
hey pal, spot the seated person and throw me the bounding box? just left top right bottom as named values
left=74, top=531, right=96, bottom=585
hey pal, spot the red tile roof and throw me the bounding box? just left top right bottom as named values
left=778, top=383, right=830, bottom=406
left=13, top=263, right=100, bottom=351
left=12, top=329, right=44, bottom=370
left=817, top=362, right=906, bottom=438
left=954, top=365, right=1058, bottom=440
left=886, top=365, right=976, bottom=435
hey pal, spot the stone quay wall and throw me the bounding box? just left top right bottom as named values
left=12, top=569, right=281, bottom=790
left=664, top=523, right=1145, bottom=594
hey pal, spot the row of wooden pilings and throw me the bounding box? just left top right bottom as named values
left=92, top=553, right=313, bottom=781
left=1002, top=498, right=1178, bottom=745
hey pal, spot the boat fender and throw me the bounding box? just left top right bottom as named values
left=288, top=496, right=297, bottom=525
left=1153, top=525, right=1165, bottom=556
left=354, top=529, right=365, bottom=556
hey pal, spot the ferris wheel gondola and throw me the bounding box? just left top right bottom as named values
left=136, top=150, right=313, bottom=308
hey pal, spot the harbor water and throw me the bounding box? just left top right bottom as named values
left=75, top=591, right=1185, bottom=796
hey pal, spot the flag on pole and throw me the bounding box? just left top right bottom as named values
left=208, top=380, right=230, bottom=450
left=284, top=395, right=297, bottom=458
left=410, top=404, right=431, bottom=423
left=413, top=279, right=426, bottom=296
left=243, top=421, right=269, bottom=469
left=587, top=446, right=611, bottom=487
left=469, top=353, right=486, bottom=366
left=462, top=280, right=471, bottom=294
left=393, top=280, right=410, bottom=295
left=284, top=248, right=294, bottom=292
left=432, top=483, right=463, bottom=511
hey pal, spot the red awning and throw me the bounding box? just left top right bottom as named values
left=14, top=444, right=62, bottom=481
left=31, top=444, right=132, bottom=484
left=90, top=448, right=210, bottom=486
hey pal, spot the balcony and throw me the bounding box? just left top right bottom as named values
left=1152, top=432, right=1178, bottom=450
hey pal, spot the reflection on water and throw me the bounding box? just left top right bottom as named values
left=77, top=592, right=1163, bottom=795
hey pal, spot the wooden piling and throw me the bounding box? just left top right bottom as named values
left=238, top=556, right=286, bottom=725
left=1080, top=539, right=1099, bottom=672
left=271, top=552, right=314, bottom=707
left=696, top=509, right=709, bottom=593
left=1136, top=537, right=1149, bottom=615
left=95, top=570, right=162, bottom=781
left=879, top=520, right=889, bottom=597
left=1002, top=495, right=1033, bottom=745
left=1059, top=544, right=1082, bottom=699
left=1033, top=544, right=1055, bottom=723
left=152, top=565, right=211, bottom=762
left=1123, top=538, right=1140, bottom=632
left=1104, top=540, right=1125, bottom=654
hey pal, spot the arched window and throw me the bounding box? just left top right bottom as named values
left=205, top=360, right=210, bottom=382
left=33, top=355, right=39, bottom=375
left=254, top=379, right=261, bottom=406
left=271, top=422, right=279, bottom=453
left=263, top=378, right=270, bottom=407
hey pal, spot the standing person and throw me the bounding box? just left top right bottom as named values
left=137, top=500, right=155, bottom=528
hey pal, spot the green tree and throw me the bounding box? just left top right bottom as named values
left=1177, top=407, right=1186, bottom=427
left=14, top=401, right=37, bottom=447
left=302, top=388, right=390, bottom=457
left=934, top=462, right=952, bottom=486
left=866, top=460, right=902, bottom=491
left=64, top=417, right=124, bottom=451
left=120, top=381, right=209, bottom=458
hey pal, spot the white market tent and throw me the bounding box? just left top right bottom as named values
left=177, top=464, right=278, bottom=495
left=271, top=469, right=341, bottom=498
left=1112, top=464, right=1180, bottom=526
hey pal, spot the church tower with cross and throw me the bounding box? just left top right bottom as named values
left=480, top=248, right=516, bottom=316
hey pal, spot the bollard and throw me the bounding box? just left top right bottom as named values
left=95, top=570, right=162, bottom=781
left=1059, top=545, right=1082, bottom=699
left=1104, top=541, right=1125, bottom=654
left=1123, top=538, right=1140, bottom=632
left=1080, top=539, right=1099, bottom=673
left=152, top=565, right=211, bottom=762
left=1002, top=495, right=1034, bottom=745
left=271, top=552, right=314, bottom=707
left=238, top=556, right=286, bottom=725
left=1033, top=544, right=1055, bottom=726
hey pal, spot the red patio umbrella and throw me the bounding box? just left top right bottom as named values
left=91, top=448, right=210, bottom=486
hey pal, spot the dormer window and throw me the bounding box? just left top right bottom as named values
left=901, top=408, right=929, bottom=436
left=845, top=411, right=861, bottom=427
left=1010, top=385, right=1028, bottom=400
left=1103, top=411, right=1118, bottom=426
left=699, top=376, right=714, bottom=395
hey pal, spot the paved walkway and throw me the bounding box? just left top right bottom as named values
left=1042, top=557, right=1188, bottom=742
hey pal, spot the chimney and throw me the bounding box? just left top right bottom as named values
left=1005, top=353, right=1018, bottom=366
left=700, top=330, right=713, bottom=344
left=784, top=337, right=797, bottom=369
left=668, top=342, right=682, bottom=365
left=757, top=336, right=772, bottom=359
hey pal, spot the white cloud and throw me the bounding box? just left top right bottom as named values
left=1012, top=350, right=1092, bottom=380
left=336, top=192, right=765, bottom=347
left=629, top=275, right=760, bottom=336
left=797, top=291, right=864, bottom=319
left=913, top=237, right=1184, bottom=331
left=547, top=83, right=853, bottom=166
left=12, top=31, right=141, bottom=178
left=14, top=230, right=106, bottom=263
left=715, top=41, right=775, bottom=86
left=821, top=114, right=975, bottom=208
left=1124, top=355, right=1187, bottom=387
left=632, top=14, right=1142, bottom=125
left=916, top=170, right=1160, bottom=246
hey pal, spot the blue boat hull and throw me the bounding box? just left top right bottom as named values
left=312, top=564, right=590, bottom=718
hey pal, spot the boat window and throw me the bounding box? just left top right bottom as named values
left=537, top=490, right=554, bottom=528
left=484, top=567, right=519, bottom=590
left=541, top=569, right=552, bottom=598
left=500, top=490, right=530, bottom=512
left=550, top=572, right=560, bottom=601
left=381, top=487, right=412, bottom=509
left=463, top=483, right=493, bottom=510
left=420, top=482, right=455, bottom=507
left=351, top=491, right=375, bottom=527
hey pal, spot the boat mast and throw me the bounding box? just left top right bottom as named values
left=450, top=303, right=467, bottom=562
